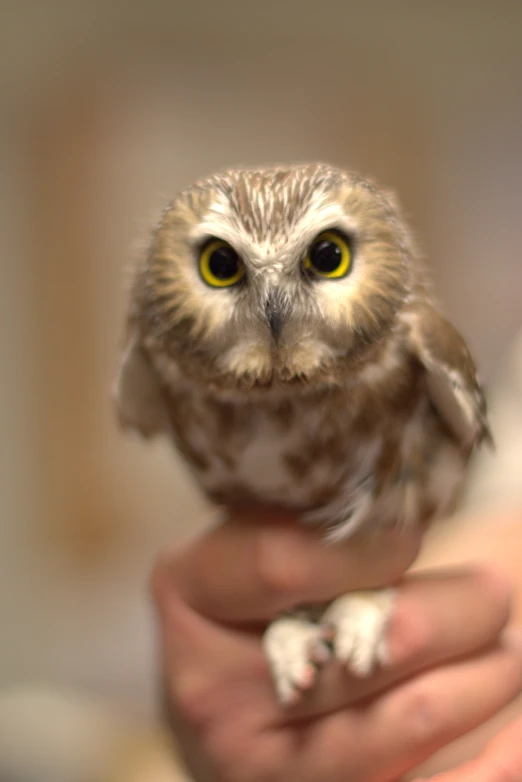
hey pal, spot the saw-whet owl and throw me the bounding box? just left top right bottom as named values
left=115, top=163, right=492, bottom=705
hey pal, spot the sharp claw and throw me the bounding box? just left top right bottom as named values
left=283, top=688, right=301, bottom=707
left=299, top=663, right=316, bottom=689
left=263, top=617, right=329, bottom=705
left=321, top=621, right=336, bottom=639
left=321, top=590, right=395, bottom=678
left=310, top=641, right=331, bottom=666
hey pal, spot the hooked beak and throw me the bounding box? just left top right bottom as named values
left=265, top=292, right=286, bottom=340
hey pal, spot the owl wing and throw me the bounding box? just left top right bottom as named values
left=408, top=303, right=494, bottom=450
left=113, top=326, right=170, bottom=439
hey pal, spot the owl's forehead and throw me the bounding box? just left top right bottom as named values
left=181, top=164, right=365, bottom=252
left=216, top=166, right=341, bottom=237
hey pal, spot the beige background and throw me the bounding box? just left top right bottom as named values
left=1, top=0, right=521, bottom=737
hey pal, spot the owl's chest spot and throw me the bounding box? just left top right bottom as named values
left=168, top=392, right=380, bottom=509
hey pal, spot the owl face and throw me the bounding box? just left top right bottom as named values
left=136, top=164, right=417, bottom=391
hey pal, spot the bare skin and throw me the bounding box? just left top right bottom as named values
left=406, top=506, right=522, bottom=779
left=152, top=507, right=522, bottom=782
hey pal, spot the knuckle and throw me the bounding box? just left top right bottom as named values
left=400, top=684, right=450, bottom=748
left=170, top=675, right=218, bottom=733
left=209, top=731, right=285, bottom=782
left=388, top=600, right=434, bottom=665
left=470, top=564, right=513, bottom=626
left=254, top=529, right=308, bottom=605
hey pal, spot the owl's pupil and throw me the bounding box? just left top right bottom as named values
left=209, top=247, right=240, bottom=279
left=310, top=240, right=342, bottom=273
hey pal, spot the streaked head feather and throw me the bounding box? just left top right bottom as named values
left=126, top=163, right=425, bottom=392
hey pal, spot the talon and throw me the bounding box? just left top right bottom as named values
left=321, top=622, right=336, bottom=642
left=263, top=616, right=328, bottom=705
left=285, top=688, right=301, bottom=707
left=310, top=641, right=331, bottom=666
left=322, top=589, right=395, bottom=678
left=300, top=663, right=316, bottom=689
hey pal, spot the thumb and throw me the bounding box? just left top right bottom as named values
left=162, top=506, right=421, bottom=622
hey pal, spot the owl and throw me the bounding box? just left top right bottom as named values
left=115, top=163, right=492, bottom=705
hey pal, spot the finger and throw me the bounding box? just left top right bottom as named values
left=154, top=558, right=512, bottom=733
left=285, top=565, right=512, bottom=720
left=152, top=551, right=265, bottom=683
left=150, top=511, right=419, bottom=733
left=297, top=630, right=522, bottom=782
left=162, top=506, right=422, bottom=621
left=425, top=715, right=522, bottom=782
left=153, top=584, right=274, bottom=741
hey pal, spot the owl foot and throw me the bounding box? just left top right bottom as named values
left=263, top=617, right=333, bottom=705
left=321, top=589, right=395, bottom=677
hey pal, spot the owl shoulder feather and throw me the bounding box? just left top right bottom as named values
left=406, top=303, right=494, bottom=450
left=113, top=324, right=170, bottom=439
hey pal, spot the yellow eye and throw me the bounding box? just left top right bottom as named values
left=199, top=239, right=245, bottom=288
left=304, top=230, right=352, bottom=279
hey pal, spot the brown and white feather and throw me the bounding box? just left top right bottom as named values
left=116, top=163, right=491, bottom=540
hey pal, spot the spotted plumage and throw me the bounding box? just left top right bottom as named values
left=115, top=163, right=492, bottom=703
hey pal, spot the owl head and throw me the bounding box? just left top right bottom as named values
left=116, top=164, right=422, bottom=433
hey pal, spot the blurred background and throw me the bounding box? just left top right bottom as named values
left=1, top=1, right=521, bottom=779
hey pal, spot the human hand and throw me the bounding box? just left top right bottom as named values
left=410, top=717, right=522, bottom=781
left=151, top=508, right=522, bottom=782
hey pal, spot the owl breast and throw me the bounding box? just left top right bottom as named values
left=180, top=402, right=358, bottom=509
left=164, top=365, right=467, bottom=537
